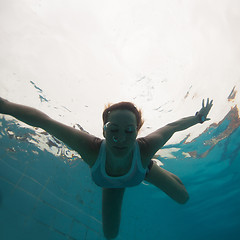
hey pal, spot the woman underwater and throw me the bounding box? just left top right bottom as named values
left=0, top=97, right=213, bottom=239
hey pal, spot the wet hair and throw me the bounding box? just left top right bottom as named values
left=102, top=102, right=144, bottom=131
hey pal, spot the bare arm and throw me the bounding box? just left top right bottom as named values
left=1, top=97, right=56, bottom=127
left=144, top=98, right=213, bottom=156
left=0, top=97, right=98, bottom=167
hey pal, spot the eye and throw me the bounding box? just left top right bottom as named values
left=110, top=129, right=119, bottom=133
left=125, top=127, right=135, bottom=133
left=126, top=130, right=133, bottom=134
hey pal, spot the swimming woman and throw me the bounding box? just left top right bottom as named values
left=0, top=97, right=213, bottom=239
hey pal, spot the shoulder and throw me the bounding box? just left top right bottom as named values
left=138, top=125, right=175, bottom=155
left=84, top=137, right=103, bottom=156
left=83, top=137, right=103, bottom=167
left=137, top=128, right=172, bottom=168
left=137, top=137, right=153, bottom=168
left=90, top=137, right=103, bottom=152
left=137, top=137, right=150, bottom=150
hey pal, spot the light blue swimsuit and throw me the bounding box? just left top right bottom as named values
left=91, top=140, right=147, bottom=188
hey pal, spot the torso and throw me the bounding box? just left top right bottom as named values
left=86, top=137, right=153, bottom=176
left=105, top=151, right=134, bottom=177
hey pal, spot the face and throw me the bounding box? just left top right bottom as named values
left=103, top=110, right=138, bottom=157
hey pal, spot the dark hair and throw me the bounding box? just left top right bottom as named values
left=102, top=102, right=144, bottom=131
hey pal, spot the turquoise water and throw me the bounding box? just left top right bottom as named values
left=0, top=106, right=239, bottom=240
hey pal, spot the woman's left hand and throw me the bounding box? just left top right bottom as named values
left=197, top=98, right=213, bottom=122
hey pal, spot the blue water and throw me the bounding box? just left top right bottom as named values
left=0, top=106, right=239, bottom=240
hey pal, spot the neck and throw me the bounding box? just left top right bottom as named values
left=108, top=149, right=132, bottom=160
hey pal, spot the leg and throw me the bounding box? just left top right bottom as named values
left=102, top=188, right=125, bottom=239
left=145, top=162, right=189, bottom=204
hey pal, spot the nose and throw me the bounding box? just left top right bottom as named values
left=113, top=132, right=126, bottom=143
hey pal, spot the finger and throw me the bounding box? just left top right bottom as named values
left=210, top=99, right=213, bottom=106
left=202, top=99, right=205, bottom=108
left=207, top=98, right=209, bottom=105
left=208, top=100, right=213, bottom=110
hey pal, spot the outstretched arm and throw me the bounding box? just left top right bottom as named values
left=0, top=97, right=98, bottom=167
left=144, top=98, right=213, bottom=155
left=0, top=97, right=55, bottom=127
left=167, top=98, right=213, bottom=132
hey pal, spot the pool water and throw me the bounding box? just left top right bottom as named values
left=0, top=105, right=239, bottom=240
